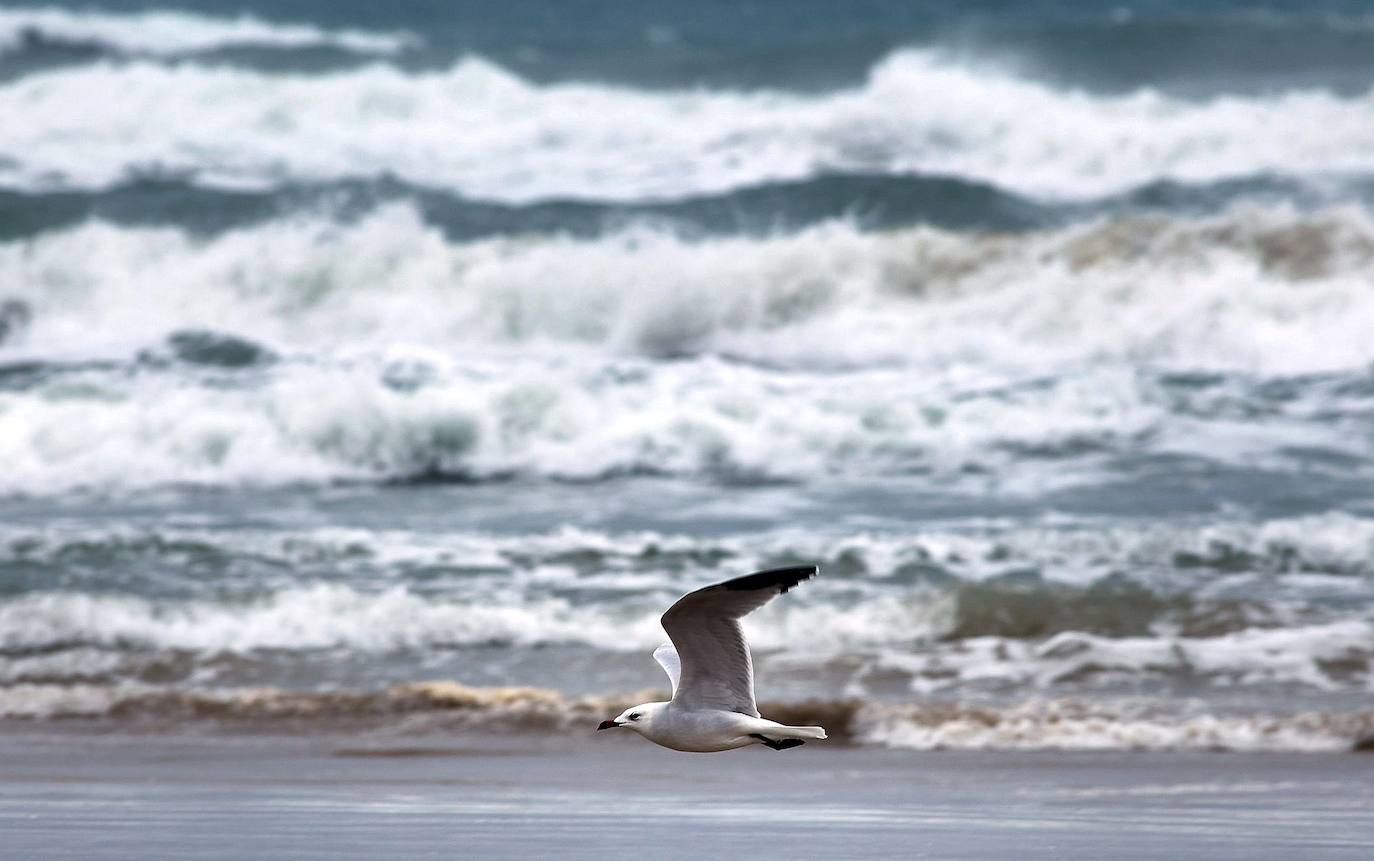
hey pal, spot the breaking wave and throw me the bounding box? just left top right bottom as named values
left=1, top=681, right=1369, bottom=752
left=0, top=50, right=1371, bottom=199
left=6, top=203, right=1372, bottom=369
left=2, top=204, right=1373, bottom=493
left=855, top=699, right=1374, bottom=752
left=3, top=517, right=1370, bottom=750
left=5, top=511, right=1374, bottom=629
left=0, top=7, right=416, bottom=58
left=0, top=354, right=1369, bottom=495
left=2, top=588, right=1365, bottom=692
left=3, top=511, right=1371, bottom=694
left=8, top=203, right=1374, bottom=373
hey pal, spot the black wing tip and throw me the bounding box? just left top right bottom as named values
left=718, top=565, right=819, bottom=594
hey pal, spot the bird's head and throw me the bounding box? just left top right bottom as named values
left=597, top=702, right=666, bottom=736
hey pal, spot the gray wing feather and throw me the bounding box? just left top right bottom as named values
left=659, top=565, right=818, bottom=716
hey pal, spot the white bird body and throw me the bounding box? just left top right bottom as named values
left=610, top=701, right=827, bottom=752
left=599, top=566, right=828, bottom=753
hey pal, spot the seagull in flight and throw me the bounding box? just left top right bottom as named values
left=597, top=565, right=827, bottom=752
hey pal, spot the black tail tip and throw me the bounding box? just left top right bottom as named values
left=754, top=737, right=806, bottom=751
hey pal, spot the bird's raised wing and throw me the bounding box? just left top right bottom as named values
left=652, top=643, right=681, bottom=695
left=660, top=565, right=818, bottom=717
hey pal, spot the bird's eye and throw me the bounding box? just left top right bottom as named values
left=628, top=713, right=641, bottom=721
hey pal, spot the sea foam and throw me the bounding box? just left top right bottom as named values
left=2, top=205, right=1372, bottom=494
left=0, top=680, right=1368, bottom=752
left=0, top=7, right=416, bottom=57
left=0, top=50, right=1370, bottom=199
left=5, top=203, right=1374, bottom=372
left=0, top=583, right=1367, bottom=693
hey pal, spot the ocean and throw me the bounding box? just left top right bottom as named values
left=1, top=0, right=1373, bottom=755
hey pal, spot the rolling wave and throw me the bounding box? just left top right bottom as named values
left=3, top=512, right=1370, bottom=747
left=6, top=512, right=1373, bottom=608
left=0, top=50, right=1371, bottom=200
left=6, top=3, right=1374, bottom=95
left=2, top=587, right=1367, bottom=692
left=3, top=512, right=1372, bottom=694
left=4, top=203, right=1373, bottom=368
left=1, top=680, right=1369, bottom=752
left=3, top=172, right=1366, bottom=245
left=2, top=204, right=1373, bottom=493
left=0, top=174, right=1061, bottom=242
left=0, top=6, right=416, bottom=58
left=1, top=349, right=1370, bottom=493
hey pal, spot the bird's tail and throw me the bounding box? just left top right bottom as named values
left=769, top=724, right=828, bottom=741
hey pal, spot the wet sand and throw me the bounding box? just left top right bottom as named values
left=1, top=728, right=1371, bottom=860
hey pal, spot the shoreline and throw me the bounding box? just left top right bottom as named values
left=4, top=681, right=1372, bottom=754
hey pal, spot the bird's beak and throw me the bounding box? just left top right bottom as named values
left=597, top=720, right=620, bottom=731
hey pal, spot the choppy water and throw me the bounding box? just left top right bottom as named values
left=1, top=0, right=1372, bottom=751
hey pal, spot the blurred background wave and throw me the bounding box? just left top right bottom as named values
left=1, top=0, right=1371, bottom=750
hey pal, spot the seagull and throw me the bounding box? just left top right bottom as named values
left=597, top=565, right=827, bottom=752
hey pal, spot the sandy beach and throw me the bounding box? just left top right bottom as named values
left=2, top=727, right=1371, bottom=860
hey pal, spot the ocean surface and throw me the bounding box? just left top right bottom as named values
left=1, top=0, right=1373, bottom=752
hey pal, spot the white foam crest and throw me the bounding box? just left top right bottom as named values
left=0, top=357, right=1164, bottom=493
left=6, top=204, right=1374, bottom=375
left=0, top=576, right=941, bottom=660
left=3, top=204, right=1374, bottom=492
left=0, top=207, right=880, bottom=362
left=0, top=50, right=1370, bottom=198
left=0, top=356, right=1365, bottom=496
left=10, top=511, right=1374, bottom=585
left=823, top=512, right=1374, bottom=588
left=5, top=511, right=1373, bottom=586
left=0, top=581, right=938, bottom=658
left=0, top=584, right=667, bottom=653
left=0, top=681, right=1367, bottom=753
left=2, top=577, right=1369, bottom=692
left=876, top=621, right=1374, bottom=694
left=0, top=647, right=126, bottom=684
left=0, top=682, right=148, bottom=718
left=856, top=699, right=1374, bottom=752
left=0, top=7, right=416, bottom=56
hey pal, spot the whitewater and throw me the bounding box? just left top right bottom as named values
left=2, top=51, right=1374, bottom=199
left=1, top=1, right=1372, bottom=754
